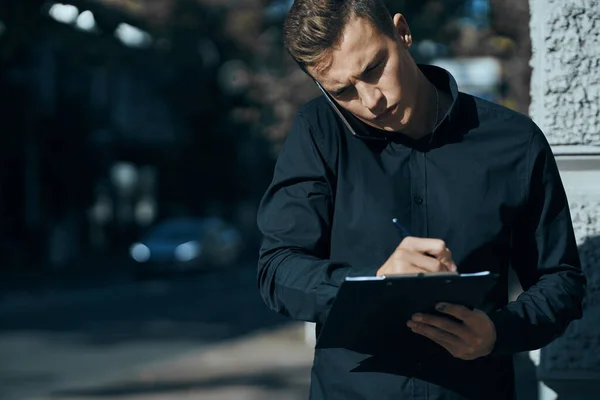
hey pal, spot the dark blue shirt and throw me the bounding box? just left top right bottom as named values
left=257, top=65, right=586, bottom=400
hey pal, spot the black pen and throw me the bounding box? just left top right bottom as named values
left=393, top=217, right=458, bottom=272
left=392, top=218, right=412, bottom=240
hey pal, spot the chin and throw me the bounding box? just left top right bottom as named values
left=370, top=120, right=402, bottom=132
left=369, top=124, right=392, bottom=132
left=358, top=114, right=404, bottom=133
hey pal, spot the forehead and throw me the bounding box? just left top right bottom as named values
left=312, top=17, right=387, bottom=87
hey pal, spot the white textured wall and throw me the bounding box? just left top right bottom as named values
left=529, top=0, right=600, bottom=145
left=530, top=0, right=600, bottom=387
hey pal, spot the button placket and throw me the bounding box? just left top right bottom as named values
left=409, top=149, right=428, bottom=237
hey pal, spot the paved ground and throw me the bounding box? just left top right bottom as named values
left=0, top=263, right=539, bottom=400
left=46, top=324, right=312, bottom=400
left=0, top=265, right=306, bottom=400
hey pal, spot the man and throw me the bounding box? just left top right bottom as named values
left=257, top=0, right=586, bottom=399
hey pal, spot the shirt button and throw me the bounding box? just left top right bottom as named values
left=414, top=196, right=423, bottom=204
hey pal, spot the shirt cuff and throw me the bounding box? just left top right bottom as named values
left=340, top=264, right=379, bottom=281
left=318, top=264, right=379, bottom=324
left=489, top=308, right=520, bottom=356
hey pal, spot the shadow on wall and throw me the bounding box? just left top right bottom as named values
left=503, top=235, right=600, bottom=400
left=538, top=234, right=600, bottom=398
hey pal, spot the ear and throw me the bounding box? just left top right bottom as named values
left=393, top=13, right=412, bottom=48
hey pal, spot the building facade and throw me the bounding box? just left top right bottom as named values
left=529, top=0, right=600, bottom=398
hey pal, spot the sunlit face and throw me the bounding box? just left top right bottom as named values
left=309, top=14, right=420, bottom=132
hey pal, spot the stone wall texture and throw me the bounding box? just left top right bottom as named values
left=529, top=0, right=600, bottom=145
left=539, top=197, right=600, bottom=377
left=530, top=0, right=600, bottom=381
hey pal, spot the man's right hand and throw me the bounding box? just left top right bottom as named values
left=376, top=237, right=457, bottom=277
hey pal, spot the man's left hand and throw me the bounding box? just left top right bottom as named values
left=407, top=303, right=496, bottom=360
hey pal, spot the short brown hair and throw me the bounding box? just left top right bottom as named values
left=283, top=0, right=395, bottom=73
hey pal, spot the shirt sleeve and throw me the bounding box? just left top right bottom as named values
left=257, top=111, right=377, bottom=325
left=489, top=123, right=587, bottom=356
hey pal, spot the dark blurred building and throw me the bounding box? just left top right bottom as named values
left=0, top=0, right=270, bottom=272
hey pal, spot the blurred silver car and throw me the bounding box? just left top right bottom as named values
left=130, top=217, right=243, bottom=278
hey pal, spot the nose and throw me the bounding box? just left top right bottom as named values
left=357, top=84, right=385, bottom=116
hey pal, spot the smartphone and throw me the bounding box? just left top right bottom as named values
left=314, top=80, right=388, bottom=142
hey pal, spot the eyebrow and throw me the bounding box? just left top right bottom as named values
left=327, top=49, right=387, bottom=95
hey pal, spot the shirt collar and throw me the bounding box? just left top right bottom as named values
left=418, top=63, right=460, bottom=133
left=359, top=64, right=460, bottom=146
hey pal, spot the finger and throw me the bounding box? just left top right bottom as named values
left=400, top=237, right=447, bottom=258
left=407, top=320, right=461, bottom=344
left=435, top=303, right=474, bottom=323
left=407, top=321, right=459, bottom=353
left=380, top=263, right=430, bottom=276
left=399, top=238, right=457, bottom=271
left=411, top=313, right=474, bottom=342
left=437, top=250, right=457, bottom=272
left=403, top=251, right=452, bottom=273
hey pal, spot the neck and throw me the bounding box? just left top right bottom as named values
left=398, top=72, right=444, bottom=140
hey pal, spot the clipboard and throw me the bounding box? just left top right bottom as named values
left=315, top=271, right=499, bottom=352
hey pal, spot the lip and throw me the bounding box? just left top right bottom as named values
left=376, top=103, right=398, bottom=120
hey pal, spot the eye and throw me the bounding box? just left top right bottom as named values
left=366, top=62, right=381, bottom=73
left=332, top=86, right=356, bottom=100
left=365, top=62, right=384, bottom=79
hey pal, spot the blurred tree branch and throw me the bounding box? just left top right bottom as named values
left=489, top=0, right=531, bottom=115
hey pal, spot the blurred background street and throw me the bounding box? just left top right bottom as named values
left=0, top=0, right=542, bottom=399
left=0, top=262, right=538, bottom=400
left=0, top=264, right=313, bottom=400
